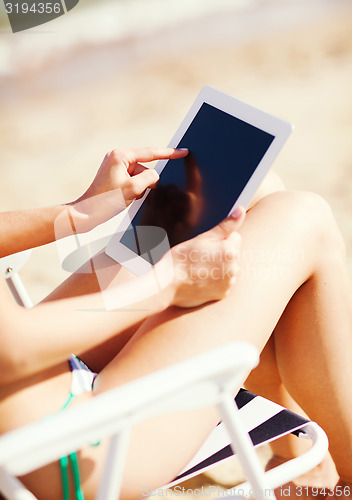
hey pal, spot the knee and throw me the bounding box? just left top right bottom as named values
left=248, top=170, right=285, bottom=209
left=260, top=190, right=346, bottom=262
left=292, top=190, right=332, bottom=221
left=292, top=191, right=346, bottom=260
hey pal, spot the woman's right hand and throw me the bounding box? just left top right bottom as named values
left=68, top=147, right=189, bottom=233
left=166, top=207, right=245, bottom=308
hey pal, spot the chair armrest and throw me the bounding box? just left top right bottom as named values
left=0, top=341, right=259, bottom=476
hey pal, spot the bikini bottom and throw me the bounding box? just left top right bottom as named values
left=59, top=355, right=97, bottom=500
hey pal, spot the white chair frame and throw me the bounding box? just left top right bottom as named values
left=0, top=250, right=33, bottom=308
left=0, top=342, right=328, bottom=500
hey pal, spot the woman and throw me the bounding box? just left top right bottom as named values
left=0, top=147, right=351, bottom=499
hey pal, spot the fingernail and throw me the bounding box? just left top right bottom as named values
left=231, top=206, right=243, bottom=219
left=177, top=148, right=189, bottom=152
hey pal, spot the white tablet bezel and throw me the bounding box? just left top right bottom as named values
left=105, top=86, right=293, bottom=274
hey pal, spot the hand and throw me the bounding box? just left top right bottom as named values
left=69, top=147, right=189, bottom=233
left=168, top=207, right=245, bottom=308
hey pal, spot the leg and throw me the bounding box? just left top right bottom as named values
left=273, top=254, right=352, bottom=488
left=246, top=337, right=339, bottom=492
left=247, top=240, right=352, bottom=497
left=248, top=171, right=323, bottom=472
left=16, top=190, right=351, bottom=499
left=91, top=191, right=352, bottom=498
left=246, top=172, right=343, bottom=492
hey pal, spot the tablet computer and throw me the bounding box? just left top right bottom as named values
left=105, top=86, right=293, bottom=275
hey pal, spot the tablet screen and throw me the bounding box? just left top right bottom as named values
left=119, top=102, right=275, bottom=264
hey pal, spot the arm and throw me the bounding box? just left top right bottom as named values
left=0, top=205, right=71, bottom=258
left=0, top=208, right=245, bottom=385
left=0, top=148, right=188, bottom=258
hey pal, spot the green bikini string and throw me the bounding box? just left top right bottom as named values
left=59, top=453, right=84, bottom=500
left=60, top=456, right=70, bottom=500
left=59, top=393, right=85, bottom=500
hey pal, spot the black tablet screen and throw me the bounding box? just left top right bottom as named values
left=119, top=103, right=274, bottom=264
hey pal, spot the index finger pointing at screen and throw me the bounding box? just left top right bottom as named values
left=123, top=147, right=189, bottom=165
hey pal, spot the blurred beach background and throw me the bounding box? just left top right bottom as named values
left=1, top=0, right=352, bottom=491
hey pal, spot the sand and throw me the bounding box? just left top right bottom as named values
left=1, top=0, right=352, bottom=491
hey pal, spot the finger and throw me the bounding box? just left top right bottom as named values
left=122, top=147, right=189, bottom=165
left=225, top=231, right=242, bottom=254
left=211, top=206, right=246, bottom=239
left=126, top=168, right=160, bottom=199
left=128, top=162, right=148, bottom=176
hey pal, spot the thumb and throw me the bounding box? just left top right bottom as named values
left=128, top=168, right=160, bottom=198
left=213, top=206, right=246, bottom=239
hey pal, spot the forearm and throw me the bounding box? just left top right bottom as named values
left=0, top=259, right=174, bottom=384
left=0, top=205, right=69, bottom=257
